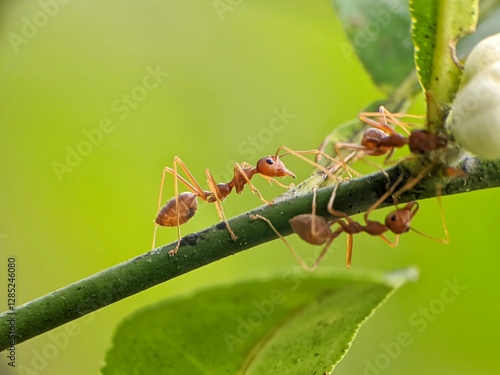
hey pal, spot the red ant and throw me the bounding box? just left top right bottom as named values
left=153, top=154, right=294, bottom=256
left=322, top=107, right=448, bottom=171
left=341, top=106, right=466, bottom=196
left=153, top=146, right=353, bottom=256
left=251, top=175, right=449, bottom=270
left=318, top=106, right=463, bottom=195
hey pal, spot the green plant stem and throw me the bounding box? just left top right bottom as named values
left=1, top=157, right=499, bottom=351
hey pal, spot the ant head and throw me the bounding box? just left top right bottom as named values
left=384, top=207, right=413, bottom=234
left=290, top=214, right=330, bottom=245
left=256, top=156, right=296, bottom=178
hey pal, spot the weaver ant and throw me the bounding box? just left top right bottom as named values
left=322, top=105, right=463, bottom=194
left=322, top=107, right=448, bottom=172
left=153, top=146, right=353, bottom=256
left=251, top=175, right=449, bottom=270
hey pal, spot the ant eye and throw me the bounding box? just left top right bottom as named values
left=265, top=158, right=274, bottom=165
left=390, top=215, right=397, bottom=222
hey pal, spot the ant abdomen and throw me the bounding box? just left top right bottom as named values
left=155, top=192, right=198, bottom=227
left=290, top=214, right=331, bottom=245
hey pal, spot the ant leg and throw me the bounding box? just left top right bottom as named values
left=275, top=146, right=354, bottom=182
left=153, top=157, right=209, bottom=253
left=309, top=236, right=336, bottom=272
left=353, top=154, right=393, bottom=184
left=392, top=161, right=436, bottom=203
left=289, top=146, right=361, bottom=179
left=258, top=174, right=294, bottom=189
left=361, top=175, right=404, bottom=249
left=250, top=214, right=314, bottom=271
left=378, top=233, right=399, bottom=248
left=333, top=144, right=359, bottom=179
left=307, top=187, right=342, bottom=271
left=152, top=168, right=168, bottom=250
left=359, top=109, right=423, bottom=122
left=359, top=113, right=398, bottom=136
left=169, top=160, right=184, bottom=255
left=332, top=143, right=395, bottom=182
left=172, top=157, right=212, bottom=197
left=205, top=169, right=238, bottom=241
left=383, top=148, right=396, bottom=165
left=325, top=183, right=356, bottom=268
left=154, top=162, right=187, bottom=254
left=310, top=187, right=320, bottom=234
left=409, top=185, right=450, bottom=244
left=305, top=187, right=336, bottom=240
left=377, top=106, right=412, bottom=136
left=435, top=184, right=450, bottom=244
left=233, top=163, right=275, bottom=204
left=360, top=106, right=422, bottom=136
left=364, top=174, right=404, bottom=221
left=346, top=233, right=353, bottom=269
left=153, top=165, right=193, bottom=251
left=250, top=189, right=339, bottom=271
left=328, top=149, right=361, bottom=178
left=240, top=162, right=293, bottom=190
left=315, top=133, right=362, bottom=164
left=316, top=136, right=330, bottom=163
left=326, top=182, right=351, bottom=219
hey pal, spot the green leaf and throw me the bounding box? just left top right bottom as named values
left=102, top=268, right=417, bottom=375
left=410, top=0, right=478, bottom=130
left=332, top=0, right=414, bottom=94
left=457, top=2, right=500, bottom=57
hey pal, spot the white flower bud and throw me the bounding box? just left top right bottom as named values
left=447, top=61, right=500, bottom=160
left=460, top=33, right=500, bottom=87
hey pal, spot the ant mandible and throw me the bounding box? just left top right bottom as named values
left=153, top=146, right=352, bottom=256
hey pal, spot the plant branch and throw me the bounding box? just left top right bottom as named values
left=1, top=157, right=499, bottom=351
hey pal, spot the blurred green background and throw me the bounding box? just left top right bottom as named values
left=0, top=1, right=498, bottom=374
